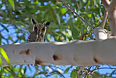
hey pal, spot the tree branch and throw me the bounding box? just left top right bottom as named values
left=100, top=0, right=110, bottom=29
left=100, top=11, right=108, bottom=29
left=1, top=39, right=116, bottom=67
left=94, top=0, right=110, bottom=40
left=108, top=0, right=116, bottom=36
left=101, top=0, right=110, bottom=11
left=62, top=0, right=94, bottom=29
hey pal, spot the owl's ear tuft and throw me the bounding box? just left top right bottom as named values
left=32, top=18, right=38, bottom=24
left=44, top=22, right=50, bottom=26
left=46, top=22, right=50, bottom=26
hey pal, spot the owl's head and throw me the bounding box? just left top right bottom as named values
left=32, top=18, right=50, bottom=35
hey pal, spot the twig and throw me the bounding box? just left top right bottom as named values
left=14, top=65, right=23, bottom=78
left=0, top=24, right=10, bottom=33
left=5, top=67, right=16, bottom=77
left=62, top=0, right=94, bottom=29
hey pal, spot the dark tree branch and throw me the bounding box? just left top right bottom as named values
left=62, top=0, right=94, bottom=29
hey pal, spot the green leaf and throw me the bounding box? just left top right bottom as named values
left=37, top=12, right=42, bottom=23
left=8, top=36, right=14, bottom=41
left=61, top=8, right=66, bottom=14
left=8, top=0, right=15, bottom=10
left=46, top=34, right=51, bottom=42
left=48, top=5, right=57, bottom=23
left=61, top=32, right=66, bottom=40
left=0, top=24, right=9, bottom=32
left=0, top=47, right=11, bottom=66
left=86, top=7, right=99, bottom=13
left=70, top=70, right=77, bottom=78
left=56, top=14, right=60, bottom=24
left=64, top=66, right=72, bottom=73
left=0, top=55, right=3, bottom=73
left=49, top=22, right=58, bottom=28
left=24, top=66, right=27, bottom=74
left=50, top=70, right=65, bottom=78
left=77, top=1, right=83, bottom=10
left=92, top=71, right=102, bottom=77
left=68, top=20, right=80, bottom=39
left=0, top=55, right=3, bottom=67
left=82, top=0, right=89, bottom=6
left=39, top=71, right=47, bottom=75
left=109, top=70, right=115, bottom=77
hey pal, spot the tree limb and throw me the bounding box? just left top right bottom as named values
left=100, top=11, right=108, bottom=29
left=101, top=0, right=110, bottom=11
left=62, top=0, right=94, bottom=29
left=94, top=0, right=110, bottom=40
left=100, top=0, right=110, bottom=29
left=1, top=39, right=116, bottom=67
left=108, top=0, right=116, bottom=36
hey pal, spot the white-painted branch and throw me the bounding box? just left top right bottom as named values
left=93, top=0, right=110, bottom=40
left=100, top=0, right=110, bottom=29
left=101, top=0, right=110, bottom=11
left=0, top=39, right=116, bottom=66
left=100, top=11, right=108, bottom=29
left=108, top=0, right=116, bottom=36
left=94, top=27, right=108, bottom=40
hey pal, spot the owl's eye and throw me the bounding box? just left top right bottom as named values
left=42, top=27, right=45, bottom=31
left=34, top=26, right=37, bottom=30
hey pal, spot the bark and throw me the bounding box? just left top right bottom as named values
left=0, top=39, right=116, bottom=66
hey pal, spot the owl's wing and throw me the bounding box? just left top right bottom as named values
left=27, top=31, right=37, bottom=42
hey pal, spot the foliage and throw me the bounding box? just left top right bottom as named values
left=0, top=0, right=114, bottom=77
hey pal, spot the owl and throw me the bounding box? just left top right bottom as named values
left=28, top=18, right=50, bottom=42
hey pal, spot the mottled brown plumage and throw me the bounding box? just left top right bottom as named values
left=28, top=18, right=50, bottom=42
